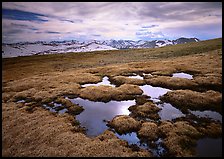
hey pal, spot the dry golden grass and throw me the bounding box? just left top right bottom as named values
left=128, top=102, right=161, bottom=120
left=137, top=122, right=158, bottom=141
left=108, top=115, right=141, bottom=134
left=2, top=38, right=222, bottom=157
left=158, top=121, right=201, bottom=157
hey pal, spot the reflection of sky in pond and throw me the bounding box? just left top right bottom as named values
left=189, top=110, right=222, bottom=123
left=157, top=102, right=185, bottom=121
left=115, top=132, right=146, bottom=147
left=140, top=85, right=171, bottom=100
left=172, top=72, right=193, bottom=79
left=115, top=133, right=166, bottom=157
left=42, top=102, right=68, bottom=114
left=16, top=99, right=26, bottom=103
left=81, top=76, right=115, bottom=87
left=67, top=97, right=135, bottom=137
left=196, top=138, right=222, bottom=157
left=143, top=73, right=153, bottom=76
left=127, top=75, right=144, bottom=80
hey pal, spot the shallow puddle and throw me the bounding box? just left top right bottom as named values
left=115, top=132, right=166, bottom=157
left=172, top=72, right=193, bottom=79
left=42, top=102, right=68, bottom=114
left=16, top=99, right=26, bottom=103
left=140, top=85, right=171, bottom=102
left=157, top=103, right=185, bottom=121
left=67, top=97, right=135, bottom=137
left=115, top=132, right=147, bottom=148
left=81, top=76, right=115, bottom=87
left=189, top=110, right=222, bottom=123
left=143, top=73, right=153, bottom=76
left=127, top=75, right=144, bottom=80
left=196, top=137, right=222, bottom=157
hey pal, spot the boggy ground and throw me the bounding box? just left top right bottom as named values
left=2, top=38, right=222, bottom=157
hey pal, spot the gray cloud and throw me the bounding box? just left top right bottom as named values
left=2, top=2, right=222, bottom=43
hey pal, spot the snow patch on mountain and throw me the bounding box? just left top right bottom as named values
left=2, top=37, right=199, bottom=58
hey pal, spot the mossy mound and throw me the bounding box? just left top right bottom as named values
left=128, top=102, right=161, bottom=120
left=160, top=89, right=222, bottom=113
left=145, top=76, right=198, bottom=90
left=79, top=84, right=143, bottom=102
left=158, top=121, right=201, bottom=157
left=137, top=122, right=158, bottom=141
left=110, top=76, right=146, bottom=86
left=108, top=115, right=141, bottom=134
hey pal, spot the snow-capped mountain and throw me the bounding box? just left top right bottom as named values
left=2, top=41, right=117, bottom=58
left=2, top=37, right=199, bottom=58
left=101, top=37, right=199, bottom=49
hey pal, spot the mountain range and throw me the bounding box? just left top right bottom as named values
left=2, top=37, right=200, bottom=58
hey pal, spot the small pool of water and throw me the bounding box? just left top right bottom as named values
left=140, top=85, right=171, bottom=102
left=115, top=132, right=147, bottom=148
left=143, top=73, right=153, bottom=77
left=127, top=75, right=144, bottom=80
left=42, top=102, right=68, bottom=114
left=16, top=99, right=26, bottom=103
left=172, top=72, right=193, bottom=79
left=67, top=97, right=135, bottom=137
left=158, top=103, right=185, bottom=121
left=196, top=137, right=222, bottom=157
left=115, top=132, right=166, bottom=157
left=189, top=110, right=222, bottom=123
left=81, top=76, right=116, bottom=87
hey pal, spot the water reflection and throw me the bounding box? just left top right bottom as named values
left=172, top=72, right=193, bottom=79
left=140, top=85, right=171, bottom=101
left=115, top=132, right=146, bottom=148
left=196, top=138, right=222, bottom=157
left=81, top=76, right=116, bottom=87
left=127, top=75, right=144, bottom=80
left=158, top=103, right=185, bottom=120
left=115, top=132, right=166, bottom=157
left=67, top=97, right=135, bottom=137
left=189, top=110, right=222, bottom=123
left=42, top=102, right=68, bottom=114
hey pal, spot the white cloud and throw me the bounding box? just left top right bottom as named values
left=2, top=2, right=222, bottom=43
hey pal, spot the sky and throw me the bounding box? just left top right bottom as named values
left=2, top=2, right=222, bottom=43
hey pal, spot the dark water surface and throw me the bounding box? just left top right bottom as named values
left=67, top=97, right=135, bottom=137
left=196, top=138, right=222, bottom=157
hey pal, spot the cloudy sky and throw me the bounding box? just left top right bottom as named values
left=2, top=2, right=222, bottom=43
